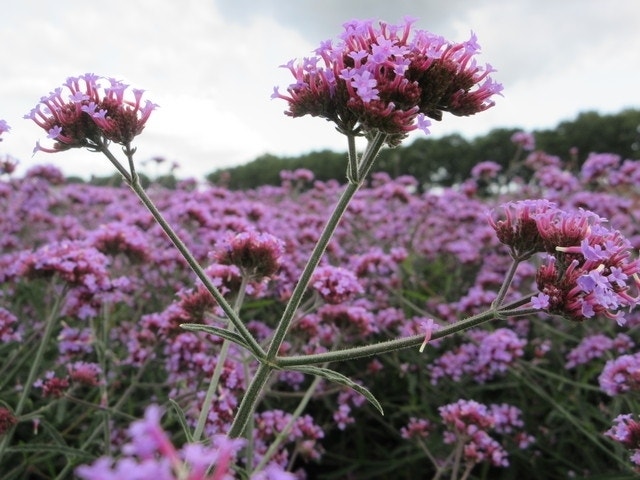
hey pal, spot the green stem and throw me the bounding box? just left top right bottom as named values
left=266, top=131, right=388, bottom=362
left=0, top=284, right=65, bottom=461
left=356, top=131, right=387, bottom=181
left=227, top=363, right=273, bottom=438
left=346, top=134, right=358, bottom=184
left=254, top=375, right=323, bottom=473
left=99, top=144, right=264, bottom=359
left=491, top=257, right=521, bottom=308
left=228, top=133, right=388, bottom=437
left=275, top=300, right=533, bottom=367
left=193, top=276, right=249, bottom=442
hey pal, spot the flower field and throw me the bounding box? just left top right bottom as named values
left=0, top=145, right=639, bottom=478
left=1, top=17, right=639, bottom=480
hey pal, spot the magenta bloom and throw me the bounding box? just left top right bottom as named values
left=272, top=17, right=502, bottom=146
left=598, top=353, right=640, bottom=396
left=535, top=222, right=640, bottom=325
left=310, top=265, right=363, bottom=304
left=25, top=73, right=157, bottom=153
left=605, top=414, right=640, bottom=467
left=212, top=231, right=285, bottom=280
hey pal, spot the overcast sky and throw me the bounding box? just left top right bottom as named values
left=1, top=0, right=639, bottom=180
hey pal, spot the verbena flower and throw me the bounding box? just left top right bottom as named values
left=76, top=405, right=246, bottom=480
left=25, top=73, right=157, bottom=153
left=510, top=131, right=535, bottom=151
left=272, top=17, right=502, bottom=146
left=535, top=221, right=640, bottom=325
left=0, top=307, right=21, bottom=343
left=598, top=352, right=640, bottom=396
left=212, top=231, right=285, bottom=280
left=310, top=265, right=363, bottom=304
left=565, top=333, right=634, bottom=369
left=489, top=199, right=555, bottom=259
left=604, top=414, right=640, bottom=468
left=400, top=417, right=432, bottom=440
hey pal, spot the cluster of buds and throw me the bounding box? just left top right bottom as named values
left=272, top=17, right=502, bottom=146
left=491, top=201, right=640, bottom=324
left=24, top=73, right=157, bottom=153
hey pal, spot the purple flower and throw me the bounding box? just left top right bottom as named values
left=598, top=353, right=640, bottom=396
left=400, top=417, right=432, bottom=440
left=488, top=199, right=556, bottom=259
left=604, top=414, right=640, bottom=467
left=581, top=153, right=621, bottom=183
left=0, top=307, right=21, bottom=343
left=510, top=131, right=535, bottom=151
left=536, top=220, right=640, bottom=324
left=310, top=265, right=363, bottom=304
left=273, top=18, right=501, bottom=146
left=25, top=73, right=157, bottom=153
left=0, top=119, right=10, bottom=141
left=565, top=333, right=634, bottom=369
left=76, top=405, right=245, bottom=480
left=212, top=231, right=284, bottom=279
left=471, top=160, right=502, bottom=180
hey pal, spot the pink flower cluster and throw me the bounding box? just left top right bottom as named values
left=598, top=352, right=640, bottom=396
left=25, top=73, right=157, bottom=153
left=605, top=414, right=640, bottom=469
left=437, top=399, right=533, bottom=468
left=273, top=18, right=502, bottom=145
left=491, top=200, right=640, bottom=324
left=564, top=333, right=634, bottom=369
left=75, top=405, right=253, bottom=480
left=430, top=328, right=526, bottom=384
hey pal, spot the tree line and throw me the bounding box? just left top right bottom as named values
left=205, top=108, right=640, bottom=190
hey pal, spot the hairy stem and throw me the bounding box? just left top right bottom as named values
left=99, top=144, right=264, bottom=358
left=193, top=276, right=249, bottom=442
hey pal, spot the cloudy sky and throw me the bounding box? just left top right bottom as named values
left=1, top=0, right=639, bottom=180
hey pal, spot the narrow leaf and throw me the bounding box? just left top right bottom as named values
left=291, top=365, right=383, bottom=415
left=180, top=323, right=248, bottom=349
left=168, top=398, right=194, bottom=443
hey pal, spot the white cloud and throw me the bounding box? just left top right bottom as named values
left=1, top=0, right=639, bottom=179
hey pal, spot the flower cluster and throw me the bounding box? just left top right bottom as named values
left=491, top=201, right=640, bottom=324
left=430, top=328, right=526, bottom=384
left=212, top=231, right=285, bottom=280
left=437, top=399, right=533, bottom=468
left=25, top=73, right=157, bottom=153
left=272, top=17, right=502, bottom=146
left=510, top=131, right=535, bottom=151
left=76, top=405, right=250, bottom=480
left=564, top=333, right=634, bottom=369
left=598, top=352, right=640, bottom=396
left=310, top=265, right=363, bottom=304
left=605, top=414, right=640, bottom=469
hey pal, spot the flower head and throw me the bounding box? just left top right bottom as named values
left=605, top=414, right=640, bottom=468
left=273, top=18, right=502, bottom=146
left=25, top=73, right=157, bottom=153
left=535, top=222, right=640, bottom=325
left=212, top=231, right=285, bottom=280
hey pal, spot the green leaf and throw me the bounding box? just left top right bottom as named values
left=180, top=323, right=248, bottom=349
left=290, top=365, right=383, bottom=416
left=168, top=398, right=194, bottom=443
